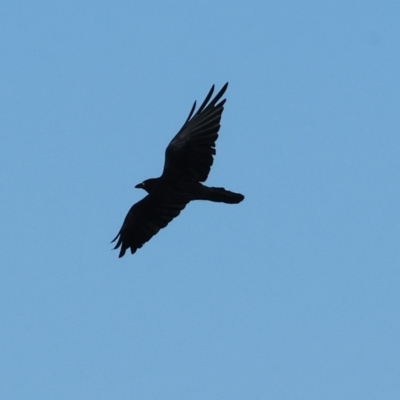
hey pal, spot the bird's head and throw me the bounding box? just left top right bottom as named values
left=135, top=178, right=159, bottom=194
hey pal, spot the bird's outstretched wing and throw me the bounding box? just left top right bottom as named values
left=162, top=83, right=228, bottom=182
left=111, top=195, right=188, bottom=257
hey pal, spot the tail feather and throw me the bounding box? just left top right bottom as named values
left=199, top=186, right=244, bottom=204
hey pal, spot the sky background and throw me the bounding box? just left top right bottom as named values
left=1, top=1, right=399, bottom=399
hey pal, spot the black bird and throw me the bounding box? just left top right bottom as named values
left=112, top=83, right=244, bottom=257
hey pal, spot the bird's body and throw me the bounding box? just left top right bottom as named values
left=112, top=83, right=244, bottom=257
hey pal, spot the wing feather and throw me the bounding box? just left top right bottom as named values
left=163, top=83, right=228, bottom=182
left=112, top=195, right=188, bottom=257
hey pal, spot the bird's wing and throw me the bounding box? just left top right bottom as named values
left=111, top=194, right=188, bottom=257
left=162, top=83, right=228, bottom=182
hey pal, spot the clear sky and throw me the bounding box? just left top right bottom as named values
left=1, top=2, right=399, bottom=399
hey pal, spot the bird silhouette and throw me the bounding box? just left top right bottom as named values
left=112, top=83, right=244, bottom=257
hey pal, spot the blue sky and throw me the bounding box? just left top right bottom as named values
left=1, top=1, right=399, bottom=399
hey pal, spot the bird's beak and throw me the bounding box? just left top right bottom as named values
left=135, top=183, right=144, bottom=189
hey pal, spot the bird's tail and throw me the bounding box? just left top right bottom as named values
left=197, top=186, right=244, bottom=204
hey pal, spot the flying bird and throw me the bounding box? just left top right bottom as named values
left=112, top=83, right=244, bottom=257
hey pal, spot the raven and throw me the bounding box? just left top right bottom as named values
left=112, top=83, right=244, bottom=257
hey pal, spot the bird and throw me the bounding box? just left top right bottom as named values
left=112, top=83, right=244, bottom=257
